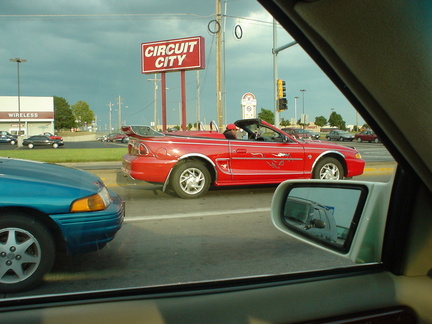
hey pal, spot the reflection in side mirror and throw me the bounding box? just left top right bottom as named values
left=280, top=184, right=368, bottom=253
left=272, top=180, right=394, bottom=263
left=305, top=218, right=326, bottom=230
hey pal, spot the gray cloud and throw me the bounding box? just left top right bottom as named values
left=1, top=0, right=361, bottom=130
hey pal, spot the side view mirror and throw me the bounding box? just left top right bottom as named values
left=271, top=179, right=393, bottom=263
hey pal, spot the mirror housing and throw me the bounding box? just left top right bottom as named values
left=271, top=179, right=393, bottom=263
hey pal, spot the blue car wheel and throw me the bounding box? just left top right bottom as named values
left=0, top=214, right=55, bottom=292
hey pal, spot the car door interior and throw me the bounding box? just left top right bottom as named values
left=1, top=0, right=431, bottom=323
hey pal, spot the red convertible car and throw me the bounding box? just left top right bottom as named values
left=122, top=119, right=365, bottom=198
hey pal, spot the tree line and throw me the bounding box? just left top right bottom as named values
left=54, top=96, right=95, bottom=131
left=53, top=98, right=363, bottom=132
left=258, top=108, right=366, bottom=131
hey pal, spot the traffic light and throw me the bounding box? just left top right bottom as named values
left=277, top=79, right=286, bottom=99
left=277, top=79, right=287, bottom=111
left=278, top=97, right=288, bottom=111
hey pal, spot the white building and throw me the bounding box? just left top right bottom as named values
left=0, top=96, right=54, bottom=136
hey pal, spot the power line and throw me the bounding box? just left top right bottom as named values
left=0, top=13, right=214, bottom=21
left=0, top=13, right=274, bottom=26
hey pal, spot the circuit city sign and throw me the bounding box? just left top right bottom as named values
left=141, top=36, right=205, bottom=74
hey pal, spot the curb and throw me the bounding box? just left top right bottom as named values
left=362, top=161, right=397, bottom=175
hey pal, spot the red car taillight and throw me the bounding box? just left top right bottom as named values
left=129, top=141, right=149, bottom=155
left=127, top=139, right=151, bottom=156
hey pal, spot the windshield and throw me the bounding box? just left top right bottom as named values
left=0, top=0, right=394, bottom=299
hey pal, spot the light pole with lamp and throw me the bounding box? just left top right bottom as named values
left=300, top=89, right=306, bottom=129
left=294, top=96, right=299, bottom=125
left=10, top=58, right=26, bottom=144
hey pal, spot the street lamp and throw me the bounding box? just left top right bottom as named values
left=10, top=58, right=27, bottom=139
left=300, top=89, right=306, bottom=128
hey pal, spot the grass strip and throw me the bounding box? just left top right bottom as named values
left=0, top=148, right=126, bottom=163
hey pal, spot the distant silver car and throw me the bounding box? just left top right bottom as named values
left=326, top=130, right=354, bottom=141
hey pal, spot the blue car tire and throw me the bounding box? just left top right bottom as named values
left=0, top=214, right=55, bottom=292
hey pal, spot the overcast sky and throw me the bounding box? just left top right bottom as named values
left=1, top=0, right=363, bottom=131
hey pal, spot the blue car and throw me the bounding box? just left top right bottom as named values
left=0, top=158, right=124, bottom=292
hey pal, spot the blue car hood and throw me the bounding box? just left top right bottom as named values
left=0, top=157, right=106, bottom=210
left=0, top=157, right=103, bottom=190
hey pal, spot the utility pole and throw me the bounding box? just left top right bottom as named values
left=216, top=0, right=223, bottom=128
left=356, top=111, right=359, bottom=131
left=273, top=20, right=279, bottom=127
left=294, top=96, right=299, bottom=124
left=107, top=102, right=114, bottom=131
left=272, top=21, right=298, bottom=128
left=116, top=95, right=123, bottom=131
left=300, top=89, right=306, bottom=129
left=148, top=74, right=160, bottom=128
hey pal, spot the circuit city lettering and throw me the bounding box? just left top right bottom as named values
left=144, top=41, right=198, bottom=68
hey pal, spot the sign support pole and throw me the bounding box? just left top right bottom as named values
left=161, top=72, right=167, bottom=131
left=181, top=70, right=187, bottom=131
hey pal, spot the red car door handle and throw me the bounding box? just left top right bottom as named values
left=235, top=149, right=247, bottom=153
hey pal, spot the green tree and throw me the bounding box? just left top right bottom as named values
left=53, top=96, right=76, bottom=131
left=280, top=118, right=290, bottom=127
left=328, top=111, right=346, bottom=130
left=314, top=116, right=327, bottom=127
left=72, top=101, right=94, bottom=130
left=257, top=108, right=274, bottom=125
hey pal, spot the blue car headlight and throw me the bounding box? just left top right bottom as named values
left=70, top=187, right=111, bottom=213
